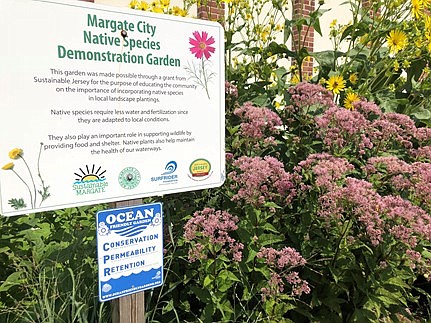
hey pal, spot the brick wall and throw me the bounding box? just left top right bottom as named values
left=197, top=0, right=225, bottom=22
left=292, top=0, right=315, bottom=78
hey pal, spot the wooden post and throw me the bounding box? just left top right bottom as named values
left=110, top=198, right=145, bottom=323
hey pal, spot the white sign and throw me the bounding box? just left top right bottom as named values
left=96, top=203, right=163, bottom=301
left=0, top=0, right=225, bottom=216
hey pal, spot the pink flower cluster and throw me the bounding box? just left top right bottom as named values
left=225, top=81, right=238, bottom=98
left=257, top=246, right=310, bottom=299
left=369, top=113, right=417, bottom=150
left=295, top=153, right=355, bottom=190
left=316, top=98, right=431, bottom=157
left=228, top=156, right=298, bottom=207
left=365, top=157, right=431, bottom=210
left=319, top=178, right=384, bottom=245
left=183, top=208, right=244, bottom=262
left=234, top=102, right=282, bottom=141
left=286, top=82, right=336, bottom=113
left=318, top=176, right=431, bottom=250
left=316, top=106, right=371, bottom=153
left=352, top=100, right=382, bottom=118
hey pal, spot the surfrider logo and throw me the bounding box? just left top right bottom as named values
left=151, top=160, right=178, bottom=184
left=73, top=164, right=108, bottom=195
left=118, top=167, right=141, bottom=189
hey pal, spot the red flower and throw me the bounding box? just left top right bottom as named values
left=189, top=31, right=215, bottom=59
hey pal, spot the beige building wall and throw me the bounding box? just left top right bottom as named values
left=314, top=0, right=352, bottom=52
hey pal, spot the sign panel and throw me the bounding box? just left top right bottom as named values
left=96, top=203, right=163, bottom=302
left=0, top=0, right=225, bottom=216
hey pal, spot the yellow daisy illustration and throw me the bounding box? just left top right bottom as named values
left=2, top=162, right=14, bottom=170
left=8, top=148, right=23, bottom=160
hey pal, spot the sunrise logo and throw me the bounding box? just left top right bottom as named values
left=72, top=164, right=109, bottom=196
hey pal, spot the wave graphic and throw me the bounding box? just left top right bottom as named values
left=113, top=224, right=150, bottom=237
left=162, top=161, right=177, bottom=175
left=74, top=178, right=107, bottom=185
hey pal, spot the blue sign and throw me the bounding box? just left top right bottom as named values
left=96, top=203, right=163, bottom=302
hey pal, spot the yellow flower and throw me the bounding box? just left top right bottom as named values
left=343, top=92, right=360, bottom=110
left=291, top=73, right=300, bottom=85
left=160, top=0, right=170, bottom=8
left=152, top=6, right=164, bottom=13
left=260, top=27, right=270, bottom=42
left=9, top=148, right=23, bottom=160
left=2, top=162, right=14, bottom=170
left=172, top=6, right=182, bottom=15
left=129, top=0, right=139, bottom=8
left=411, top=0, right=423, bottom=19
left=232, top=56, right=238, bottom=67
left=387, top=30, right=408, bottom=54
left=402, top=60, right=411, bottom=69
left=139, top=1, right=149, bottom=10
left=424, top=14, right=431, bottom=30
left=326, top=75, right=346, bottom=95
left=349, top=72, right=358, bottom=84
left=393, top=60, right=400, bottom=72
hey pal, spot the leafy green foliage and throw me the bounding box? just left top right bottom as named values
left=0, top=204, right=110, bottom=323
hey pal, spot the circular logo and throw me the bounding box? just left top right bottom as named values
left=118, top=167, right=141, bottom=189
left=189, top=159, right=211, bottom=177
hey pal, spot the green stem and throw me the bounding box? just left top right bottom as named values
left=37, top=143, right=49, bottom=206
left=19, top=155, right=37, bottom=208
left=331, top=217, right=352, bottom=267
left=12, top=169, right=33, bottom=209
left=201, top=57, right=210, bottom=99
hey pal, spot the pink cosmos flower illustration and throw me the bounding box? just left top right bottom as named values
left=189, top=31, right=215, bottom=59
left=186, top=31, right=216, bottom=99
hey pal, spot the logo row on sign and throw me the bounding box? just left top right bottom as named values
left=72, top=158, right=212, bottom=195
